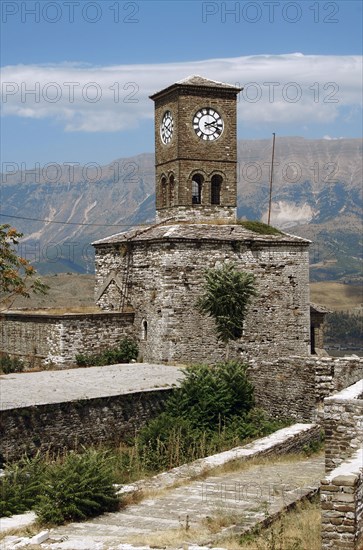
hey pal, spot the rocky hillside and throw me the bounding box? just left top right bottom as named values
left=1, top=138, right=361, bottom=281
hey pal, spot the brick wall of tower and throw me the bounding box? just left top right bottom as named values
left=154, top=88, right=238, bottom=219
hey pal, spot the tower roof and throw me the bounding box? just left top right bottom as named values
left=149, top=75, right=242, bottom=100
left=93, top=222, right=310, bottom=247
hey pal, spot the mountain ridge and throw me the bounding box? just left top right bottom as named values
left=1, top=137, right=361, bottom=280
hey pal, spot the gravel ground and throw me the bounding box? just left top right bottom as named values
left=0, top=364, right=184, bottom=411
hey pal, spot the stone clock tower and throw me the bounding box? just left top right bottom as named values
left=150, top=75, right=242, bottom=222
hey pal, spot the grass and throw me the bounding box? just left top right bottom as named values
left=124, top=498, right=321, bottom=549
left=310, top=281, right=362, bottom=312
left=237, top=498, right=321, bottom=549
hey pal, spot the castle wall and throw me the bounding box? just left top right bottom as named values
left=0, top=311, right=134, bottom=367
left=0, top=388, right=172, bottom=462
left=247, top=356, right=363, bottom=422
left=321, top=381, right=363, bottom=549
left=323, top=380, right=363, bottom=473
left=95, top=239, right=310, bottom=364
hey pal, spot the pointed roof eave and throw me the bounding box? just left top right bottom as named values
left=150, top=75, right=243, bottom=101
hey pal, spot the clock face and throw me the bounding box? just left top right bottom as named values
left=193, top=108, right=224, bottom=141
left=160, top=110, right=173, bottom=144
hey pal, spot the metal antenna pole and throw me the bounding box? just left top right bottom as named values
left=267, top=132, right=276, bottom=226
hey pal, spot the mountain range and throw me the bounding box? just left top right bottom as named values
left=1, top=137, right=362, bottom=282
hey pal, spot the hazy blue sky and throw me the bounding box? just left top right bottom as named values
left=1, top=0, right=362, bottom=168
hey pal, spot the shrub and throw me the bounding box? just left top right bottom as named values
left=165, top=361, right=255, bottom=431
left=118, top=337, right=138, bottom=363
left=0, top=353, right=25, bottom=374
left=75, top=337, right=138, bottom=367
left=0, top=453, right=46, bottom=517
left=35, top=449, right=119, bottom=525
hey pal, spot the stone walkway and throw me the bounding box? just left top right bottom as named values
left=0, top=364, right=184, bottom=410
left=42, top=454, right=323, bottom=549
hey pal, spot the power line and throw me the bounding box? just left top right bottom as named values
left=0, top=213, right=150, bottom=228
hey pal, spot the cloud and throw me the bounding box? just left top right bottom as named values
left=1, top=54, right=362, bottom=132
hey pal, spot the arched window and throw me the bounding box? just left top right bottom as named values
left=169, top=174, right=175, bottom=206
left=192, top=174, right=203, bottom=204
left=161, top=176, right=167, bottom=207
left=142, top=319, right=148, bottom=341
left=211, top=174, right=222, bottom=205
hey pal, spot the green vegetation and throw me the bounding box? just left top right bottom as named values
left=0, top=454, right=46, bottom=517
left=0, top=449, right=119, bottom=523
left=196, top=263, right=257, bottom=357
left=0, top=224, right=48, bottom=310
left=0, top=353, right=25, bottom=374
left=75, top=337, right=138, bottom=366
left=325, top=311, right=362, bottom=348
left=1, top=362, right=289, bottom=524
left=237, top=220, right=283, bottom=235
left=132, top=362, right=289, bottom=473
left=36, top=450, right=119, bottom=524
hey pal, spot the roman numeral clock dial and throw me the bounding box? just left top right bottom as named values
left=193, top=108, right=224, bottom=141
left=160, top=110, right=174, bottom=144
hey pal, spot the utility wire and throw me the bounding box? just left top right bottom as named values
left=0, top=213, right=150, bottom=228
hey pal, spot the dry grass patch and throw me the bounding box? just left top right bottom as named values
left=310, top=281, right=362, bottom=312
left=237, top=498, right=321, bottom=549
left=125, top=498, right=321, bottom=550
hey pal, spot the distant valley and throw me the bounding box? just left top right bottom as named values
left=1, top=137, right=362, bottom=282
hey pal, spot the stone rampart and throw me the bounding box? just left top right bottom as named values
left=0, top=310, right=134, bottom=367
left=321, top=380, right=363, bottom=549
left=0, top=388, right=172, bottom=463
left=247, top=356, right=363, bottom=422
left=323, top=380, right=363, bottom=473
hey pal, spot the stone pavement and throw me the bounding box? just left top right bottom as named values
left=0, top=364, right=184, bottom=410
left=41, top=454, right=323, bottom=549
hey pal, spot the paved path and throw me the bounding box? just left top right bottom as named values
left=0, top=364, right=184, bottom=410
left=43, top=454, right=324, bottom=549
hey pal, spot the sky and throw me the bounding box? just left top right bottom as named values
left=1, top=0, right=362, bottom=171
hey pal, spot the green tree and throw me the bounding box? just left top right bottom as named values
left=196, top=262, right=257, bottom=358
left=0, top=224, right=47, bottom=310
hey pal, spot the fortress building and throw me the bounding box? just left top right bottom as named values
left=93, top=76, right=311, bottom=364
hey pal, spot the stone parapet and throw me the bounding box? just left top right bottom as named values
left=321, top=449, right=363, bottom=550
left=0, top=310, right=134, bottom=367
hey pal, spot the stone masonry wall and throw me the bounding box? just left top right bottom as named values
left=321, top=452, right=363, bottom=550
left=247, top=356, right=363, bottom=422
left=95, top=239, right=310, bottom=364
left=321, top=380, right=363, bottom=550
left=0, top=388, right=172, bottom=463
left=0, top=311, right=134, bottom=367
left=324, top=380, right=363, bottom=473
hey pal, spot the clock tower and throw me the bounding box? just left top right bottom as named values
left=150, top=75, right=242, bottom=222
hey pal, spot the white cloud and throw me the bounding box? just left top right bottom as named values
left=1, top=54, right=362, bottom=132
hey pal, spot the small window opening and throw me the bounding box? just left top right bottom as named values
left=192, top=174, right=203, bottom=204
left=169, top=175, right=175, bottom=206
left=161, top=177, right=167, bottom=207
left=142, top=319, right=148, bottom=341
left=211, top=174, right=222, bottom=205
